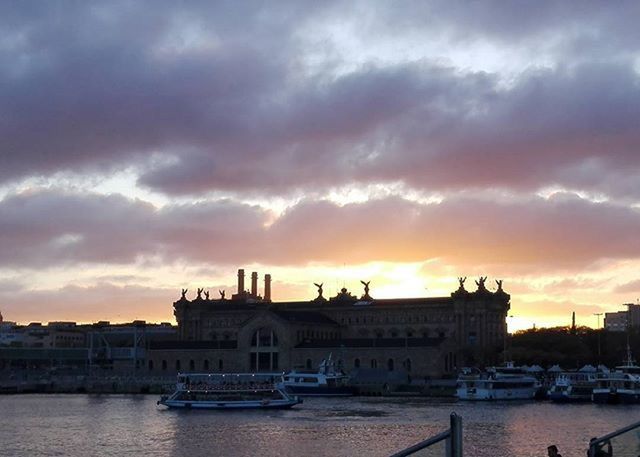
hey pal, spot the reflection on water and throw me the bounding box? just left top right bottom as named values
left=1, top=395, right=639, bottom=457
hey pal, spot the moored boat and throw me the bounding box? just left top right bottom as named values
left=158, top=373, right=302, bottom=410
left=593, top=344, right=640, bottom=404
left=279, top=354, right=357, bottom=396
left=548, top=371, right=599, bottom=403
left=456, top=362, right=539, bottom=401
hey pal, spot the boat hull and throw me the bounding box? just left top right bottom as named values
left=618, top=390, right=640, bottom=404
left=283, top=385, right=357, bottom=397
left=592, top=390, right=620, bottom=404
left=549, top=392, right=591, bottom=403
left=456, top=387, right=536, bottom=401
left=159, top=398, right=301, bottom=410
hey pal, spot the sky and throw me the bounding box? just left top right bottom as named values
left=1, top=1, right=640, bottom=330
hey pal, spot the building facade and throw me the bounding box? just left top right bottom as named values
left=148, top=270, right=510, bottom=378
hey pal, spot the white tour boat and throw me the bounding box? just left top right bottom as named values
left=158, top=373, right=302, bottom=410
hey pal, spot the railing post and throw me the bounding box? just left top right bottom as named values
left=450, top=412, right=463, bottom=457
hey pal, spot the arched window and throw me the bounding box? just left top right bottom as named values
left=387, top=358, right=394, bottom=371
left=148, top=360, right=154, bottom=371
left=354, top=358, right=361, bottom=369
left=162, top=360, right=167, bottom=371
left=405, top=358, right=412, bottom=372
left=175, top=360, right=181, bottom=371
left=306, top=359, right=313, bottom=369
left=189, top=359, right=195, bottom=371
left=203, top=359, right=209, bottom=371
left=371, top=359, right=377, bottom=369
left=251, top=328, right=278, bottom=347
left=250, top=328, right=279, bottom=371
left=218, top=359, right=223, bottom=370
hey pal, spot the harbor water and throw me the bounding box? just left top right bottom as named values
left=1, top=395, right=639, bottom=457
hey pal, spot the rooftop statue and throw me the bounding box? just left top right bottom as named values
left=219, top=290, right=226, bottom=300
left=314, top=282, right=324, bottom=299
left=475, top=276, right=487, bottom=291
left=458, top=277, right=467, bottom=290
left=204, top=290, right=210, bottom=300
left=496, top=279, right=503, bottom=291
left=180, top=288, right=188, bottom=300
left=361, top=280, right=372, bottom=300
left=197, top=288, right=204, bottom=299
left=330, top=286, right=357, bottom=302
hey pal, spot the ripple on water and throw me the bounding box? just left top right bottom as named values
left=1, top=395, right=639, bottom=457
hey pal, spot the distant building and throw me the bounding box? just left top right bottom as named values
left=605, top=311, right=628, bottom=332
left=147, top=270, right=511, bottom=378
left=627, top=304, right=640, bottom=328
left=0, top=321, right=177, bottom=371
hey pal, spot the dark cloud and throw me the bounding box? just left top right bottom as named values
left=2, top=190, right=640, bottom=272
left=1, top=2, right=639, bottom=201
left=0, top=191, right=269, bottom=267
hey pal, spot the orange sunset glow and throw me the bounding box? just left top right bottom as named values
left=1, top=2, right=639, bottom=332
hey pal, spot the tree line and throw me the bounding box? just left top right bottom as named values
left=507, top=326, right=640, bottom=368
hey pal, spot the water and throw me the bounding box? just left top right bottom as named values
left=1, top=395, right=639, bottom=457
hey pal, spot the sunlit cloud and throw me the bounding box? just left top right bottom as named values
left=1, top=1, right=639, bottom=326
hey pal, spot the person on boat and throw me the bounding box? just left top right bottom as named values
left=547, top=444, right=563, bottom=457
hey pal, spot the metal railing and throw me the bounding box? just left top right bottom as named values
left=389, top=413, right=463, bottom=457
left=587, top=419, right=640, bottom=457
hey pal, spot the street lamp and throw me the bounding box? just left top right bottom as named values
left=593, top=313, right=603, bottom=364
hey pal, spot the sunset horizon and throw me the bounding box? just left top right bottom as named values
left=2, top=2, right=639, bottom=333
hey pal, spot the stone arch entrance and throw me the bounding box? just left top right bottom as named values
left=249, top=327, right=279, bottom=371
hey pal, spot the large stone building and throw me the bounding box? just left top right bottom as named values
left=148, top=269, right=510, bottom=378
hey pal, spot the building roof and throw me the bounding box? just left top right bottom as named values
left=271, top=310, right=339, bottom=325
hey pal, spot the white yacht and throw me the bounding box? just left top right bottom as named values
left=593, top=346, right=640, bottom=404
left=158, top=373, right=302, bottom=410
left=456, top=362, right=539, bottom=401
left=548, top=371, right=599, bottom=403
left=279, top=354, right=357, bottom=396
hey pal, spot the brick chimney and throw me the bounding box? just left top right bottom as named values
left=264, top=274, right=271, bottom=301
left=237, top=269, right=245, bottom=295
left=251, top=271, right=258, bottom=297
